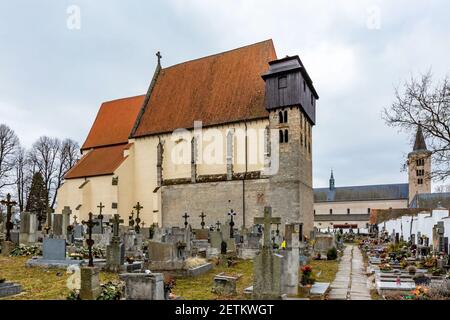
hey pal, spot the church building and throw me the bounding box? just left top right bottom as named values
left=57, top=40, right=319, bottom=235
left=313, top=125, right=450, bottom=230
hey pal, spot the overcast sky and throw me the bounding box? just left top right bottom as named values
left=0, top=0, right=448, bottom=189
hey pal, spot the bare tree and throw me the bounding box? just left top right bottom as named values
left=51, top=138, right=80, bottom=208
left=29, top=136, right=61, bottom=210
left=15, top=147, right=33, bottom=211
left=383, top=72, right=450, bottom=181
left=0, top=124, right=20, bottom=192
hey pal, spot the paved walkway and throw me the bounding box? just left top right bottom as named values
left=327, top=245, right=372, bottom=300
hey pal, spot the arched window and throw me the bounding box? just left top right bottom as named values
left=278, top=111, right=283, bottom=124
left=284, top=130, right=289, bottom=143
left=279, top=130, right=284, bottom=143
left=284, top=110, right=288, bottom=123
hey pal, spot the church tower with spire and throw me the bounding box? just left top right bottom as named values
left=407, top=125, right=432, bottom=204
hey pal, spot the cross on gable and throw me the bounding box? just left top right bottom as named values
left=254, top=207, right=281, bottom=248
left=156, top=51, right=162, bottom=65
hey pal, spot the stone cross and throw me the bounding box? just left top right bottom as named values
left=133, top=202, right=143, bottom=233
left=73, top=215, right=78, bottom=225
left=97, top=202, right=105, bottom=234
left=109, top=214, right=124, bottom=239
left=82, top=212, right=99, bottom=267
left=228, top=209, right=236, bottom=238
left=254, top=207, right=281, bottom=249
left=182, top=212, right=190, bottom=228
left=199, top=212, right=206, bottom=229
left=1, top=193, right=16, bottom=242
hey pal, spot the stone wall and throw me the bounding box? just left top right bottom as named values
left=161, top=178, right=269, bottom=228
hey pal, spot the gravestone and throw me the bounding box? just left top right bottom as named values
left=79, top=266, right=101, bottom=300
left=194, top=228, right=209, bottom=240
left=222, top=223, right=231, bottom=242
left=53, top=214, right=63, bottom=237
left=252, top=207, right=284, bottom=300
left=74, top=225, right=84, bottom=239
left=281, top=223, right=300, bottom=295
left=210, top=231, right=222, bottom=250
left=43, top=238, right=66, bottom=260
left=313, top=234, right=334, bottom=257
left=61, top=206, right=72, bottom=238
left=119, top=273, right=164, bottom=300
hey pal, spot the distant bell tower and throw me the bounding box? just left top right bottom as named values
left=407, top=124, right=432, bottom=204
left=329, top=169, right=335, bottom=190
left=262, top=55, right=319, bottom=234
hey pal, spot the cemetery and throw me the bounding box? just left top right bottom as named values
left=1, top=191, right=449, bottom=300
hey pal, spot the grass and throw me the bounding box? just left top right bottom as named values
left=0, top=256, right=118, bottom=300
left=172, top=259, right=254, bottom=300
left=309, top=259, right=340, bottom=283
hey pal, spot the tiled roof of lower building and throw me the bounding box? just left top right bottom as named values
left=64, top=144, right=132, bottom=179
left=314, top=183, right=409, bottom=202
left=409, top=192, right=450, bottom=209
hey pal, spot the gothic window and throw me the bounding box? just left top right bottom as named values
left=300, top=133, right=303, bottom=147
left=226, top=130, right=234, bottom=180
left=367, top=208, right=371, bottom=214
left=279, top=111, right=284, bottom=124
left=191, top=137, right=197, bottom=183
left=329, top=209, right=333, bottom=214
left=416, top=169, right=424, bottom=176
left=347, top=208, right=350, bottom=214
left=284, top=110, right=288, bottom=123
left=418, top=178, right=423, bottom=185
left=416, top=159, right=425, bottom=166
left=264, top=126, right=271, bottom=167
left=278, top=76, right=287, bottom=89
left=156, top=142, right=163, bottom=186
left=284, top=130, right=289, bottom=143
left=279, top=130, right=284, bottom=143
left=308, top=142, right=311, bottom=153
left=303, top=80, right=306, bottom=92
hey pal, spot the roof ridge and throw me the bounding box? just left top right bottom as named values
left=101, top=94, right=146, bottom=105
left=161, top=39, right=274, bottom=71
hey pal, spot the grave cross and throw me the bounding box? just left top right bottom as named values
left=254, top=207, right=281, bottom=249
left=97, top=202, right=105, bottom=234
left=109, top=214, right=124, bottom=239
left=129, top=211, right=135, bottom=228
left=1, top=193, right=17, bottom=242
left=199, top=212, right=206, bottom=229
left=228, top=209, right=236, bottom=238
left=182, top=212, right=190, bottom=228
left=72, top=215, right=78, bottom=225
left=82, top=212, right=99, bottom=267
left=133, top=202, right=143, bottom=233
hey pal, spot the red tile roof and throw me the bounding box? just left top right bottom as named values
left=132, top=40, right=277, bottom=137
left=82, top=95, right=145, bottom=150
left=65, top=144, right=131, bottom=179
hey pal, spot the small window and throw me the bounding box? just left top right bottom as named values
left=367, top=208, right=371, bottom=214
left=310, top=93, right=314, bottom=105
left=329, top=209, right=333, bottom=214
left=279, top=111, right=283, bottom=124
left=284, top=130, right=289, bottom=143
left=303, top=80, right=306, bottom=92
left=314, top=210, right=316, bottom=215
left=347, top=208, right=350, bottom=214
left=279, top=130, right=284, bottom=143
left=284, top=110, right=288, bottom=123
left=278, top=76, right=287, bottom=89
left=418, top=178, right=423, bottom=185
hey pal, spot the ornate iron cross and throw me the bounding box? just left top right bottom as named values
left=199, top=212, right=206, bottom=229
left=182, top=212, right=190, bottom=228
left=129, top=211, right=135, bottom=229
left=1, top=193, right=17, bottom=242
left=228, top=209, right=236, bottom=238
left=82, top=212, right=99, bottom=267
left=133, top=202, right=143, bottom=233
left=97, top=202, right=105, bottom=234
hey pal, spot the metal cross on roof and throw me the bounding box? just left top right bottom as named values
left=199, top=212, right=206, bottom=229
left=82, top=212, right=99, bottom=267
left=254, top=207, right=281, bottom=249
left=1, top=193, right=17, bottom=242
left=182, top=212, right=190, bottom=228
left=156, top=51, right=162, bottom=65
